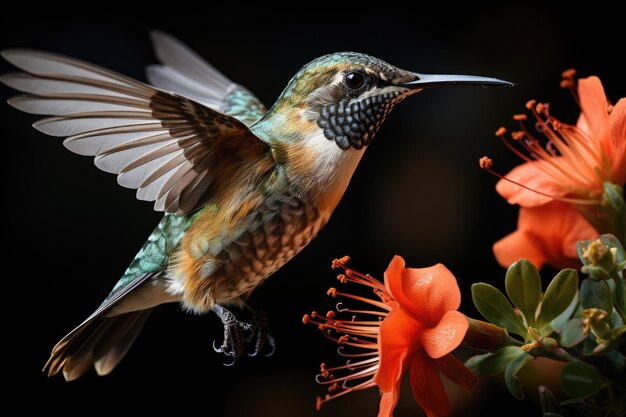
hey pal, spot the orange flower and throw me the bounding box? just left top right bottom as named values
left=304, top=256, right=475, bottom=417
left=485, top=71, right=625, bottom=269
left=493, top=202, right=596, bottom=269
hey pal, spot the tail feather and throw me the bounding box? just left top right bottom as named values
left=95, top=310, right=151, bottom=376
left=58, top=318, right=117, bottom=381
left=45, top=310, right=152, bottom=381
left=44, top=272, right=159, bottom=380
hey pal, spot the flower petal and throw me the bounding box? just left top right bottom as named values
left=577, top=76, right=610, bottom=154
left=374, top=308, right=420, bottom=393
left=384, top=255, right=405, bottom=303
left=385, top=258, right=461, bottom=327
left=409, top=352, right=451, bottom=417
left=433, top=353, right=477, bottom=392
left=377, top=377, right=402, bottom=417
left=493, top=229, right=547, bottom=269
left=420, top=311, right=468, bottom=359
left=609, top=98, right=626, bottom=185
left=493, top=202, right=597, bottom=269
left=495, top=162, right=566, bottom=207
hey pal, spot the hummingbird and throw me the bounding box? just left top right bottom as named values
left=2, top=31, right=511, bottom=381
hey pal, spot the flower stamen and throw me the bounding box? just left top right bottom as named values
left=486, top=70, right=619, bottom=211
left=304, top=257, right=391, bottom=410
left=479, top=156, right=599, bottom=205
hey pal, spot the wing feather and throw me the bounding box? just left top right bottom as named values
left=8, top=95, right=146, bottom=115
left=64, top=130, right=169, bottom=156
left=1, top=72, right=141, bottom=98
left=2, top=47, right=274, bottom=215
left=34, top=113, right=156, bottom=137
left=146, top=65, right=223, bottom=109
left=149, top=30, right=231, bottom=90
left=147, top=31, right=267, bottom=126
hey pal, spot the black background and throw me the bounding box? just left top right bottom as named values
left=2, top=5, right=622, bottom=416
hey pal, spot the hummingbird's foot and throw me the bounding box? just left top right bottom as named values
left=246, top=308, right=276, bottom=357
left=211, top=304, right=252, bottom=366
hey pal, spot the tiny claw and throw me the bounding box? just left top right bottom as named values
left=264, top=338, right=277, bottom=357
left=213, top=340, right=224, bottom=353
left=211, top=304, right=249, bottom=364
left=223, top=356, right=237, bottom=367
left=211, top=303, right=275, bottom=364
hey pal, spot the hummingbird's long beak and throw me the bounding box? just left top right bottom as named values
left=402, top=73, right=514, bottom=89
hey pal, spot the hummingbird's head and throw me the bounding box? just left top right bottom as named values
left=261, top=52, right=511, bottom=150
left=253, top=52, right=511, bottom=213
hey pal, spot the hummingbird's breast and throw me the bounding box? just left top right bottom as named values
left=167, top=185, right=327, bottom=313
left=167, top=120, right=365, bottom=313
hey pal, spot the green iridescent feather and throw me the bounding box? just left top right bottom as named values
left=221, top=85, right=267, bottom=126
left=104, top=212, right=199, bottom=303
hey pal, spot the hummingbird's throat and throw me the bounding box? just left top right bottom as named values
left=317, top=91, right=404, bottom=150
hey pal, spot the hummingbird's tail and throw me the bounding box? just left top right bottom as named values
left=43, top=271, right=175, bottom=381
left=44, top=309, right=152, bottom=381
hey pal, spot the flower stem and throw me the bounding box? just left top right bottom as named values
left=463, top=318, right=524, bottom=352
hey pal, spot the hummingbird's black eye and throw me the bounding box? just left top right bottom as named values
left=345, top=72, right=365, bottom=90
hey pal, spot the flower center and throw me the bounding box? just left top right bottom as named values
left=482, top=70, right=613, bottom=205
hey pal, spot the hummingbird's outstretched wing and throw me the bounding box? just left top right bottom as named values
left=147, top=31, right=266, bottom=126
left=1, top=49, right=275, bottom=216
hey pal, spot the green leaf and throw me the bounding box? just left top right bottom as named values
left=561, top=361, right=608, bottom=399
left=505, top=259, right=541, bottom=327
left=610, top=310, right=624, bottom=327
left=465, top=346, right=523, bottom=377
left=580, top=278, right=613, bottom=313
left=603, top=182, right=626, bottom=243
left=538, top=269, right=578, bottom=331
left=472, top=283, right=527, bottom=337
left=504, top=350, right=533, bottom=400
left=559, top=319, right=586, bottom=348
left=577, top=233, right=625, bottom=281
left=581, top=265, right=612, bottom=281
left=599, top=234, right=625, bottom=263
left=538, top=385, right=563, bottom=417
left=551, top=292, right=579, bottom=333
left=611, top=263, right=626, bottom=313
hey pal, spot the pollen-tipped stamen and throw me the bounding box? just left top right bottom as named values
left=495, top=126, right=536, bottom=163
left=513, top=104, right=594, bottom=187
left=316, top=378, right=378, bottom=410
left=530, top=103, right=604, bottom=183
left=335, top=303, right=388, bottom=317
left=305, top=257, right=394, bottom=410
left=479, top=156, right=599, bottom=205
left=331, top=289, right=391, bottom=311
left=316, top=359, right=378, bottom=385
left=488, top=72, right=612, bottom=205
